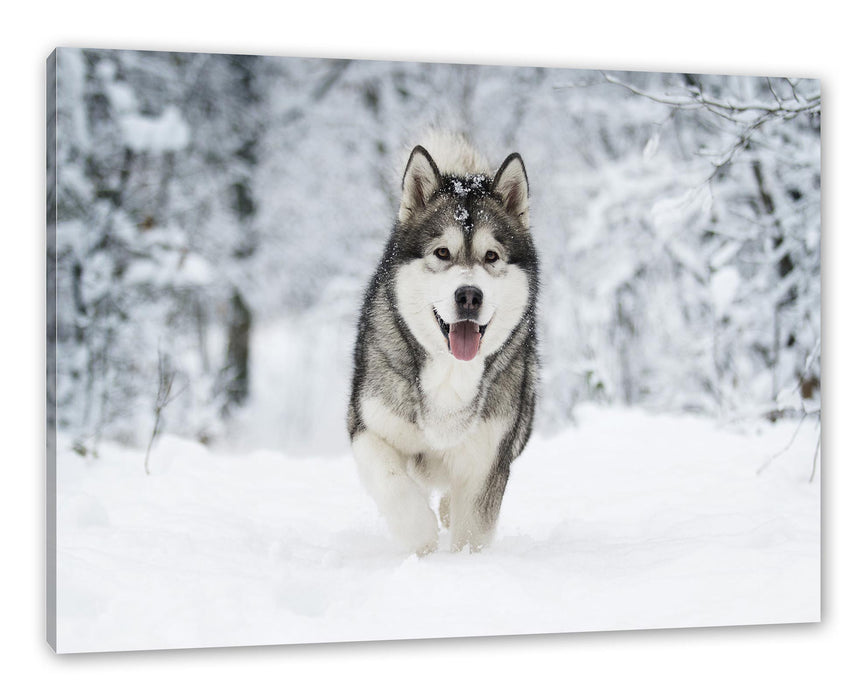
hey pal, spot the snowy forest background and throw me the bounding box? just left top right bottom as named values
left=47, top=48, right=821, bottom=455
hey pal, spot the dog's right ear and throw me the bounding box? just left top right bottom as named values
left=398, top=146, right=442, bottom=224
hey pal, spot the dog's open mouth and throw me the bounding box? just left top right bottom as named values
left=434, top=309, right=487, bottom=361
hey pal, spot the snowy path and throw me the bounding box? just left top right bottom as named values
left=55, top=407, right=820, bottom=653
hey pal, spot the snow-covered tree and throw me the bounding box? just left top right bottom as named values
left=50, top=51, right=820, bottom=451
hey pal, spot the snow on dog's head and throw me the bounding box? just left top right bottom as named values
left=392, top=143, right=538, bottom=362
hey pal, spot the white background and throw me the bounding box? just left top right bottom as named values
left=2, top=1, right=863, bottom=697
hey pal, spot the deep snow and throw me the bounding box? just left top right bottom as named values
left=55, top=407, right=820, bottom=653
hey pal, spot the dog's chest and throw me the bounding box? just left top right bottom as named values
left=358, top=357, right=487, bottom=454
left=417, top=356, right=485, bottom=449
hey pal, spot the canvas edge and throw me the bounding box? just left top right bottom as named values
left=46, top=47, right=58, bottom=653
left=40, top=50, right=822, bottom=654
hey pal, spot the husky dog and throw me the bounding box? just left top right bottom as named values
left=348, top=134, right=539, bottom=554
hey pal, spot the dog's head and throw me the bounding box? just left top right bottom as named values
left=391, top=145, right=538, bottom=362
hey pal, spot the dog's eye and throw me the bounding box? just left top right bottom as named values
left=434, top=247, right=451, bottom=261
left=485, top=250, right=499, bottom=263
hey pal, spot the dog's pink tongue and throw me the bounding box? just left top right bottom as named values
left=449, top=321, right=481, bottom=361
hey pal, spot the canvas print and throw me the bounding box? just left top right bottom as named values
left=46, top=48, right=821, bottom=653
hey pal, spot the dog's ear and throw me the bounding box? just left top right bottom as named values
left=493, top=153, right=529, bottom=226
left=399, top=146, right=442, bottom=224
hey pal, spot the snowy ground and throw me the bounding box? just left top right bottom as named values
left=55, top=407, right=820, bottom=653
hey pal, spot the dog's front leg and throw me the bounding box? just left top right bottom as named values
left=352, top=430, right=439, bottom=556
left=448, top=458, right=509, bottom=553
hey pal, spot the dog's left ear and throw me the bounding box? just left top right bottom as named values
left=399, top=145, right=442, bottom=224
left=493, top=153, right=529, bottom=225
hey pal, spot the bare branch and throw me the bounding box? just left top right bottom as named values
left=144, top=348, right=187, bottom=475
left=785, top=78, right=803, bottom=103
left=809, top=427, right=821, bottom=483
left=767, top=78, right=784, bottom=108
left=601, top=72, right=820, bottom=120
left=757, top=411, right=807, bottom=476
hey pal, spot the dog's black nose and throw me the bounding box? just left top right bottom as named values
left=455, top=285, right=483, bottom=314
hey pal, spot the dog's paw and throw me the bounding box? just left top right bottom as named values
left=384, top=496, right=439, bottom=555
left=392, top=505, right=439, bottom=555
left=450, top=526, right=493, bottom=553
left=415, top=537, right=439, bottom=557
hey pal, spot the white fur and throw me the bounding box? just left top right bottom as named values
left=353, top=396, right=508, bottom=553
left=352, top=431, right=439, bottom=555
left=416, top=131, right=492, bottom=176
left=420, top=354, right=484, bottom=414
left=439, top=418, right=508, bottom=551
left=360, top=395, right=427, bottom=454
left=417, top=355, right=485, bottom=450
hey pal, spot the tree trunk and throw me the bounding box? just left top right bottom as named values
left=223, top=288, right=252, bottom=411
